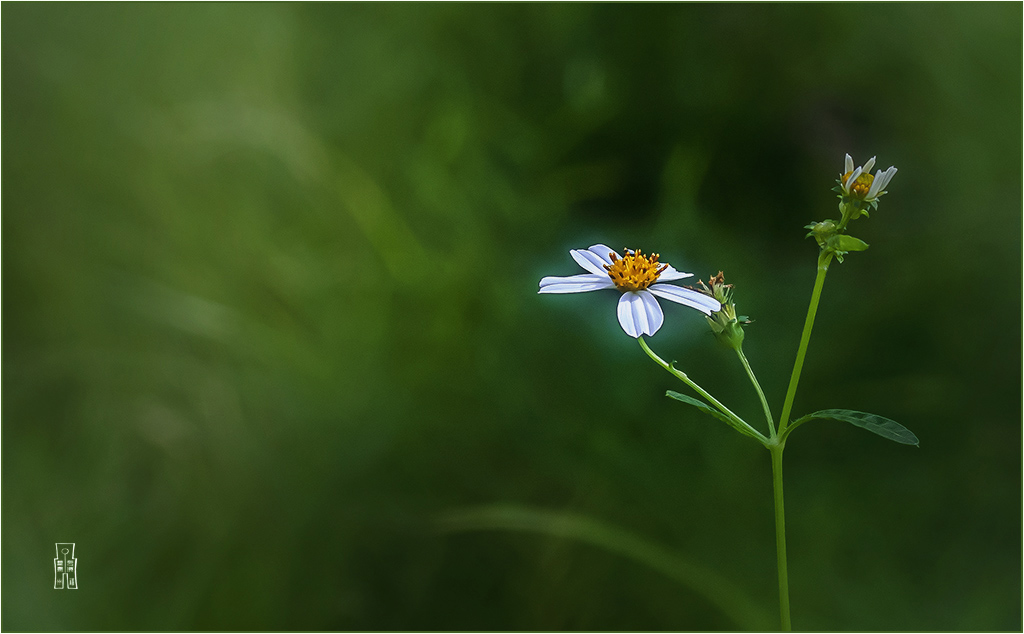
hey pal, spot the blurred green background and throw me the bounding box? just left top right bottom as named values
left=3, top=3, right=1021, bottom=631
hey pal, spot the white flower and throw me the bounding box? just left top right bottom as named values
left=840, top=154, right=898, bottom=201
left=538, top=244, right=721, bottom=338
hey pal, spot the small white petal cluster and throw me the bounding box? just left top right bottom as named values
left=538, top=244, right=721, bottom=338
left=842, top=154, right=898, bottom=201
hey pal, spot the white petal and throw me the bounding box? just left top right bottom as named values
left=586, top=244, right=618, bottom=266
left=844, top=154, right=854, bottom=174
left=540, top=273, right=607, bottom=287
left=844, top=166, right=862, bottom=190
left=616, top=291, right=663, bottom=337
left=657, top=264, right=694, bottom=282
left=867, top=166, right=897, bottom=199
left=879, top=166, right=897, bottom=189
left=648, top=283, right=721, bottom=315
left=571, top=248, right=611, bottom=275
left=863, top=156, right=876, bottom=174
left=866, top=170, right=885, bottom=199
left=638, top=290, right=664, bottom=335
left=539, top=273, right=615, bottom=294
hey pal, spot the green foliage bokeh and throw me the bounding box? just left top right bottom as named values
left=3, top=4, right=1021, bottom=631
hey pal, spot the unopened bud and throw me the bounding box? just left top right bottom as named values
left=805, top=220, right=839, bottom=248
left=692, top=272, right=750, bottom=351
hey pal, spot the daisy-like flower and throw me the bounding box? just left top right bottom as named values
left=538, top=244, right=721, bottom=338
left=839, top=154, right=898, bottom=202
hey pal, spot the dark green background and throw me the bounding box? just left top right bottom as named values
left=3, top=3, right=1021, bottom=631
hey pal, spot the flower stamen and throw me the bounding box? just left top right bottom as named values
left=841, top=170, right=875, bottom=200
left=604, top=249, right=668, bottom=292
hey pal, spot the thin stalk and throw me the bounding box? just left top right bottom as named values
left=777, top=253, right=832, bottom=434
left=770, top=444, right=792, bottom=631
left=638, top=337, right=768, bottom=445
left=737, top=347, right=775, bottom=437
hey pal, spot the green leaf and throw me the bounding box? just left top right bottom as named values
left=792, top=409, right=919, bottom=446
left=666, top=390, right=732, bottom=422
left=834, top=235, right=869, bottom=252
left=665, top=391, right=756, bottom=439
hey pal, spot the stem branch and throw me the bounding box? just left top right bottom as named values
left=737, top=348, right=775, bottom=437
left=778, top=253, right=832, bottom=434
left=638, top=337, right=768, bottom=445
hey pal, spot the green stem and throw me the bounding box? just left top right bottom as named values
left=638, top=337, right=768, bottom=445
left=778, top=253, right=833, bottom=434
left=737, top=347, right=775, bottom=437
left=770, top=444, right=792, bottom=631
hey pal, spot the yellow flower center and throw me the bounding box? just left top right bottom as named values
left=841, top=170, right=875, bottom=199
left=603, top=249, right=668, bottom=292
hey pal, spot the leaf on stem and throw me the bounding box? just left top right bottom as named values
left=666, top=391, right=758, bottom=439
left=791, top=409, right=919, bottom=446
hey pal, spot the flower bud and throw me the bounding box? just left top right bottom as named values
left=692, top=272, right=750, bottom=351
left=805, top=220, right=838, bottom=248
